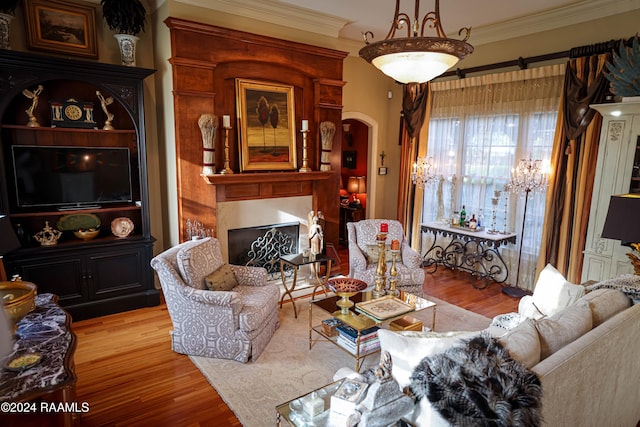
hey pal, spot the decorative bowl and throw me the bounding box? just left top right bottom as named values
left=73, top=228, right=100, bottom=240
left=325, top=277, right=368, bottom=294
left=0, top=280, right=37, bottom=327
left=325, top=278, right=368, bottom=315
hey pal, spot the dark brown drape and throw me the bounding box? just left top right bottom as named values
left=397, top=83, right=429, bottom=240
left=537, top=54, right=610, bottom=282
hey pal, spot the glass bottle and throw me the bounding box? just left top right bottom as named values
left=460, top=205, right=466, bottom=227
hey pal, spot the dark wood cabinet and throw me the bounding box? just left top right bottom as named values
left=0, top=50, right=159, bottom=320
left=339, top=203, right=364, bottom=246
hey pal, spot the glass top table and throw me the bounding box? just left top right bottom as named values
left=279, top=253, right=333, bottom=318
left=309, top=289, right=437, bottom=371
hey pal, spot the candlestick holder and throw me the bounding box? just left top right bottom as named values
left=374, top=232, right=387, bottom=298
left=500, top=190, right=509, bottom=234
left=388, top=249, right=400, bottom=296
left=488, top=196, right=499, bottom=234
left=299, top=129, right=312, bottom=172
left=220, top=126, right=234, bottom=174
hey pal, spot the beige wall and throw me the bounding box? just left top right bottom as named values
left=4, top=1, right=640, bottom=251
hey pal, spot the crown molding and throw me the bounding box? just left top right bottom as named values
left=174, top=0, right=348, bottom=38
left=469, top=0, right=640, bottom=46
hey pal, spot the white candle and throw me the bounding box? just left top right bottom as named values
left=223, top=115, right=231, bottom=128
left=301, top=120, right=308, bottom=131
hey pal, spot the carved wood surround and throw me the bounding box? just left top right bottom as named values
left=166, top=18, right=348, bottom=245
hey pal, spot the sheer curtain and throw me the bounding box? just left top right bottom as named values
left=419, top=65, right=565, bottom=290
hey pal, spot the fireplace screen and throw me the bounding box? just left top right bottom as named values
left=228, top=222, right=299, bottom=279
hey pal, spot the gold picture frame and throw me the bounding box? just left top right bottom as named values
left=235, top=78, right=297, bottom=172
left=24, top=0, right=98, bottom=59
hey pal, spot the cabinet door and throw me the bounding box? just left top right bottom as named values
left=87, top=247, right=146, bottom=300
left=11, top=256, right=86, bottom=306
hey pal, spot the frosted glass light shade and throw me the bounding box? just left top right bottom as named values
left=372, top=51, right=459, bottom=84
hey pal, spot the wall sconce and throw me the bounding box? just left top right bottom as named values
left=343, top=122, right=353, bottom=147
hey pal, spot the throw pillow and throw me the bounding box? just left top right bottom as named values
left=377, top=329, right=478, bottom=388
left=497, top=318, right=541, bottom=368
left=364, top=244, right=403, bottom=264
left=582, top=288, right=631, bottom=327
left=531, top=264, right=585, bottom=317
left=205, top=263, right=238, bottom=291
left=176, top=237, right=222, bottom=290
left=534, top=299, right=592, bottom=359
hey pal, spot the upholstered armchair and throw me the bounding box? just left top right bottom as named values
left=150, top=237, right=280, bottom=362
left=347, top=219, right=425, bottom=296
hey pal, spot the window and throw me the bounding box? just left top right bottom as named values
left=419, top=66, right=564, bottom=289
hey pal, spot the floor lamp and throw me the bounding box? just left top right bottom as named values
left=503, top=158, right=547, bottom=298
left=0, top=215, right=21, bottom=282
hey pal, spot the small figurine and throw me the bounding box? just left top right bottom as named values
left=96, top=91, right=115, bottom=130
left=307, top=210, right=324, bottom=259
left=33, top=221, right=62, bottom=246
left=22, top=85, right=43, bottom=127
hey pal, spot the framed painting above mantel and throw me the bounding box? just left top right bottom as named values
left=235, top=78, right=297, bottom=172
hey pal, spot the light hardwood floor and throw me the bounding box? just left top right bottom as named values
left=68, top=260, right=519, bottom=427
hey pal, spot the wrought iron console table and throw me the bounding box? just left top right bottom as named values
left=421, top=222, right=516, bottom=289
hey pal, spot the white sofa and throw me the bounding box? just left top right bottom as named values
left=345, top=285, right=640, bottom=426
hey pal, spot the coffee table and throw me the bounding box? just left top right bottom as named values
left=309, top=290, right=437, bottom=371
left=275, top=380, right=415, bottom=427
left=279, top=253, right=333, bottom=318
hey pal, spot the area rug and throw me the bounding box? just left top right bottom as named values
left=189, top=296, right=491, bottom=427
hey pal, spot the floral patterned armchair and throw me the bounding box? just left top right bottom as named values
left=347, top=219, right=425, bottom=297
left=150, top=237, right=280, bottom=362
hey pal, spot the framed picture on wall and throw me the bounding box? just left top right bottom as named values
left=235, top=78, right=297, bottom=172
left=343, top=150, right=357, bottom=169
left=23, top=0, right=99, bottom=59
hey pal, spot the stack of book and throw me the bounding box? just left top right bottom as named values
left=335, top=323, right=380, bottom=355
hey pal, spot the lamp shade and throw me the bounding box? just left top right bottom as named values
left=601, top=194, right=640, bottom=243
left=0, top=215, right=20, bottom=256
left=356, top=176, right=366, bottom=193
left=347, top=176, right=359, bottom=194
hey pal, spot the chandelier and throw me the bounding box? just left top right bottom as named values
left=359, top=0, right=474, bottom=84
left=411, top=156, right=437, bottom=188
left=504, top=158, right=548, bottom=194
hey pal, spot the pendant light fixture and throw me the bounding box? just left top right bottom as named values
left=359, top=0, right=474, bottom=84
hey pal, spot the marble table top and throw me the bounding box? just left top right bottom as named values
left=0, top=293, right=76, bottom=402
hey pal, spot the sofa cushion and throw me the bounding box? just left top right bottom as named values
left=205, top=263, right=238, bottom=291
left=586, top=274, right=640, bottom=304
left=530, top=264, right=585, bottom=317
left=534, top=299, right=592, bottom=359
left=377, top=329, right=478, bottom=388
left=582, top=288, right=631, bottom=327
left=176, top=238, right=223, bottom=290
left=497, top=318, right=541, bottom=368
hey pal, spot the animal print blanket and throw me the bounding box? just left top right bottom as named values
left=408, top=333, right=542, bottom=426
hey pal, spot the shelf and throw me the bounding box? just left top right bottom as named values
left=201, top=170, right=332, bottom=185
left=11, top=205, right=141, bottom=218
left=1, top=124, right=135, bottom=134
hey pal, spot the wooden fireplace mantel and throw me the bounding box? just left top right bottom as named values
left=202, top=171, right=333, bottom=202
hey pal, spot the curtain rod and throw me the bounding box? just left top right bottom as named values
left=438, top=38, right=628, bottom=79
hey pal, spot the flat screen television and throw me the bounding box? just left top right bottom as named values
left=11, top=145, right=133, bottom=209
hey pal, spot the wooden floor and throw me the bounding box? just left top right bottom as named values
left=69, top=255, right=519, bottom=426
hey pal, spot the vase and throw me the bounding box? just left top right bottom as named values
left=114, top=34, right=139, bottom=67
left=0, top=13, right=14, bottom=50
left=319, top=121, right=335, bottom=171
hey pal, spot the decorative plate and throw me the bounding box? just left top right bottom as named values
left=56, top=213, right=101, bottom=231
left=111, top=217, right=134, bottom=238
left=355, top=295, right=415, bottom=321
left=5, top=352, right=42, bottom=371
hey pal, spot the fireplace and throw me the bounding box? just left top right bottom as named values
left=216, top=195, right=312, bottom=263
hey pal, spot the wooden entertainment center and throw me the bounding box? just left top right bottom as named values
left=0, top=50, right=159, bottom=320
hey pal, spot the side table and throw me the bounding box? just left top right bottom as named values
left=279, top=253, right=333, bottom=318
left=0, top=293, right=79, bottom=427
